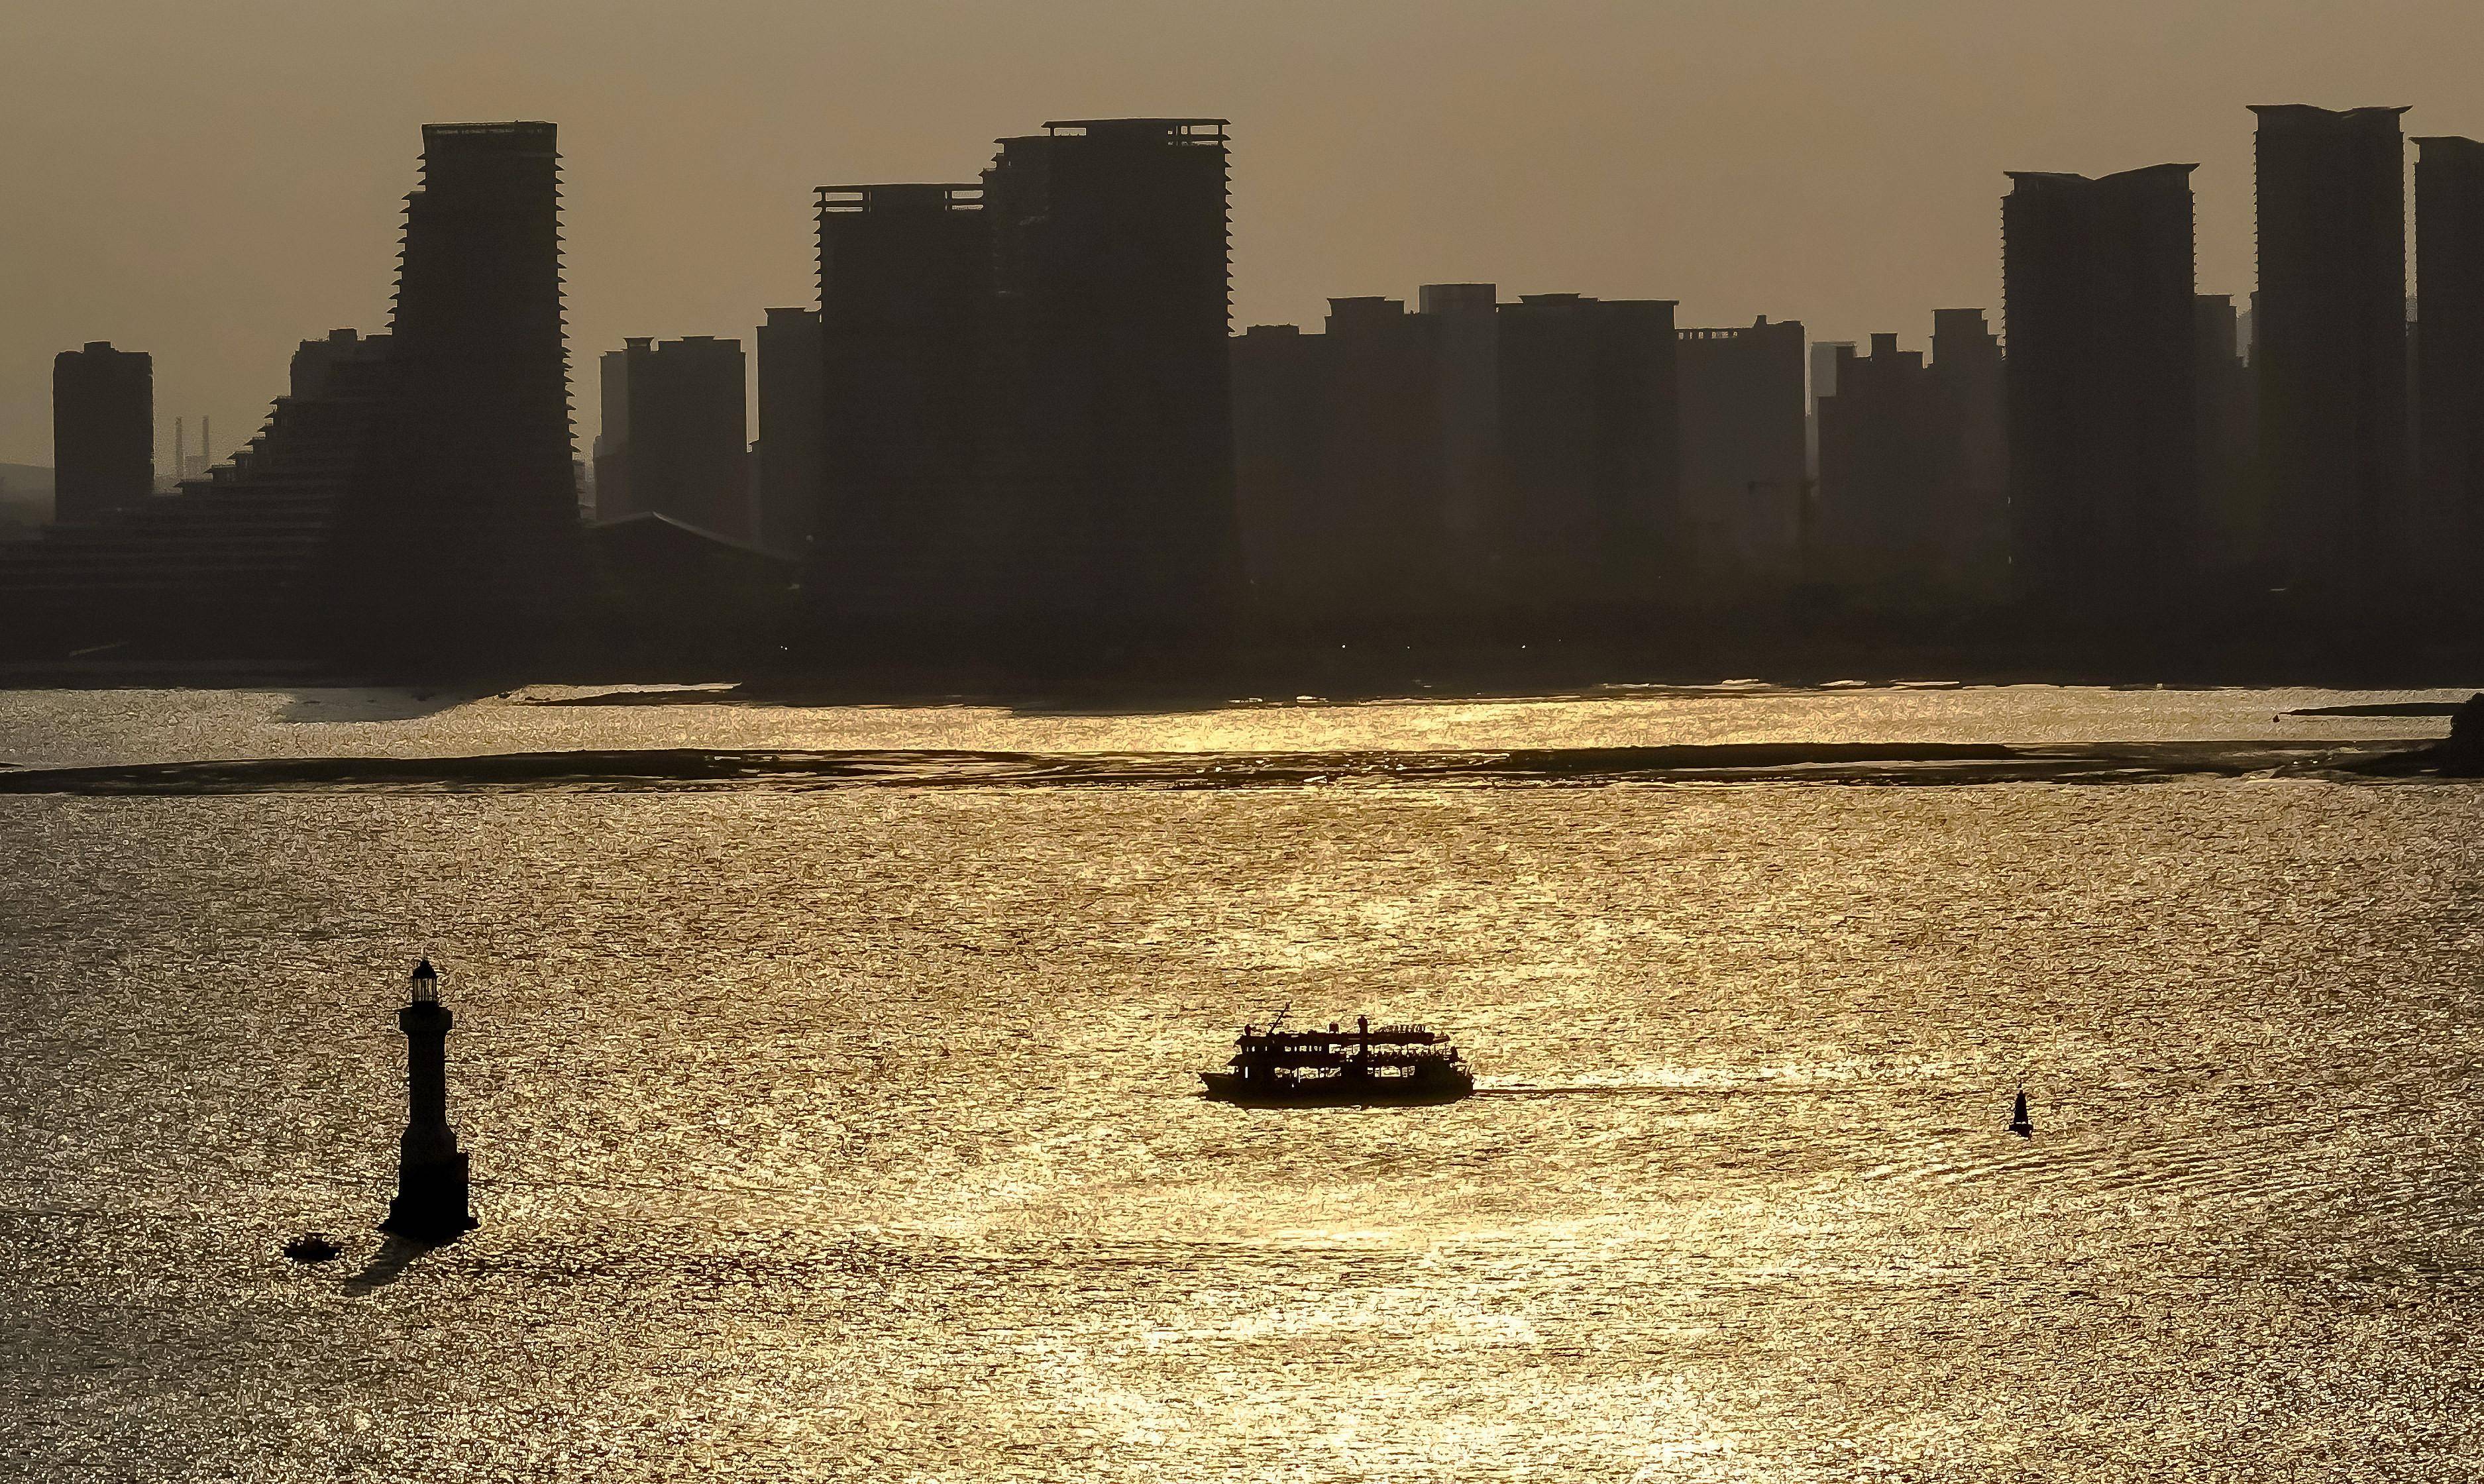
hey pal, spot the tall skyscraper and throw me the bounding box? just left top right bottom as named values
left=754, top=307, right=824, bottom=557
left=2251, top=105, right=2410, bottom=608
left=981, top=119, right=1239, bottom=649
left=2193, top=293, right=2259, bottom=571
left=1817, top=334, right=1937, bottom=593
left=1230, top=322, right=1327, bottom=625
left=1806, top=340, right=1854, bottom=483
left=2002, top=163, right=2200, bottom=613
left=595, top=335, right=750, bottom=538
left=812, top=182, right=992, bottom=633
left=1929, top=308, right=2009, bottom=596
left=4, top=123, right=572, bottom=662
left=52, top=342, right=152, bottom=525
left=1417, top=283, right=1501, bottom=576
left=1314, top=295, right=1455, bottom=621
left=1493, top=293, right=1679, bottom=615
left=2415, top=134, right=2484, bottom=600
left=1676, top=317, right=1806, bottom=597
left=592, top=340, right=641, bottom=520
left=330, top=121, right=581, bottom=657
left=1228, top=291, right=1485, bottom=633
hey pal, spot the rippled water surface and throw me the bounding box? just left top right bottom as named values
left=5, top=687, right=2484, bottom=1480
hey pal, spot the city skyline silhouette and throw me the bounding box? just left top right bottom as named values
left=9, top=1, right=2484, bottom=468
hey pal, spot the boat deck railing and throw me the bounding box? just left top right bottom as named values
left=1232, top=1047, right=1459, bottom=1070
left=1237, top=1024, right=1444, bottom=1051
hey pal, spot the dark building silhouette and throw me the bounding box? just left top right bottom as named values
left=1929, top=308, right=2009, bottom=595
left=812, top=182, right=993, bottom=637
left=1317, top=295, right=1455, bottom=621
left=2002, top=164, right=2199, bottom=613
left=596, top=335, right=751, bottom=538
left=586, top=511, right=801, bottom=661
left=52, top=341, right=152, bottom=525
left=2416, top=134, right=2484, bottom=601
left=1230, top=321, right=1327, bottom=621
left=328, top=121, right=582, bottom=658
left=592, top=342, right=635, bottom=519
left=981, top=119, right=1240, bottom=650
left=754, top=307, right=824, bottom=556
left=1, top=328, right=396, bottom=651
left=2252, top=105, right=2410, bottom=608
left=1492, top=293, right=1679, bottom=615
left=2194, top=293, right=2259, bottom=571
left=1817, top=334, right=1938, bottom=595
left=1418, top=284, right=1502, bottom=578
left=3, top=123, right=574, bottom=665
left=1807, top=340, right=1854, bottom=482
left=1676, top=316, right=1806, bottom=598
left=800, top=119, right=1236, bottom=659
left=291, top=329, right=388, bottom=401
left=1228, top=288, right=1492, bottom=633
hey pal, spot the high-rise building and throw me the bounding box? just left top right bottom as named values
left=754, top=307, right=824, bottom=557
left=2252, top=105, right=2410, bottom=607
left=1676, top=316, right=1806, bottom=596
left=1817, top=334, right=1937, bottom=594
left=1807, top=341, right=1854, bottom=482
left=52, top=342, right=152, bottom=525
left=2415, top=134, right=2484, bottom=599
left=3, top=328, right=396, bottom=650
left=592, top=340, right=640, bottom=520
left=2002, top=164, right=2199, bottom=613
left=1315, top=295, right=1454, bottom=620
left=812, top=182, right=993, bottom=633
left=1929, top=308, right=2009, bottom=596
left=329, top=120, right=581, bottom=656
left=1492, top=293, right=1679, bottom=615
left=595, top=335, right=749, bottom=538
left=4, top=123, right=574, bottom=662
left=1230, top=322, right=1328, bottom=623
left=1415, top=284, right=1501, bottom=586
left=1228, top=292, right=1479, bottom=633
left=981, top=119, right=1239, bottom=648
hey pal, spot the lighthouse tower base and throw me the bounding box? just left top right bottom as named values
left=383, top=1152, right=476, bottom=1242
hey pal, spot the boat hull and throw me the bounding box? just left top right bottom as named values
left=1199, top=1069, right=1474, bottom=1106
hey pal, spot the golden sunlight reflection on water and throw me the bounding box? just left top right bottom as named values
left=1, top=689, right=2481, bottom=1479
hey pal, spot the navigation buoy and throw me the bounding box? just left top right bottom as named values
left=2009, top=1089, right=2033, bottom=1137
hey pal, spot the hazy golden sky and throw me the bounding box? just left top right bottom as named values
left=5, top=0, right=2479, bottom=468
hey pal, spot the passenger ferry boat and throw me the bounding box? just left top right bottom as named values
left=1201, top=1013, right=1475, bottom=1105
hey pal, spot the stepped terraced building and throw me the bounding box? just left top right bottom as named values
left=1, top=121, right=580, bottom=664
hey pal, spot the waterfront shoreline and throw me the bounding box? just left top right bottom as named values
left=0, top=737, right=2451, bottom=796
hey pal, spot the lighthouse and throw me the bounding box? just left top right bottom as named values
left=383, top=957, right=476, bottom=1240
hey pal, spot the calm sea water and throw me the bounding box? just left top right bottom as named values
left=5, top=686, right=2483, bottom=1481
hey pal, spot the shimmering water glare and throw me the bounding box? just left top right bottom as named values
left=5, top=688, right=2484, bottom=1481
